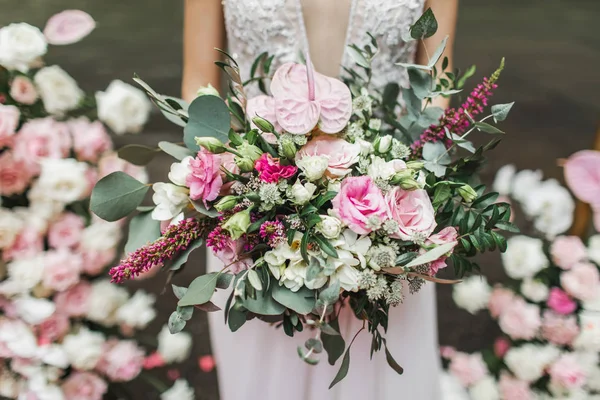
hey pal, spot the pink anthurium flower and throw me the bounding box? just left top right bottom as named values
left=245, top=95, right=279, bottom=143
left=564, top=150, right=600, bottom=230
left=43, top=10, right=96, bottom=45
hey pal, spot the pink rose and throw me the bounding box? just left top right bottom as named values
left=54, top=282, right=91, bottom=317
left=213, top=238, right=252, bottom=274
left=48, top=213, right=85, bottom=249
left=143, top=352, right=166, bottom=369
left=80, top=248, right=116, bottom=276
left=493, top=337, right=511, bottom=358
left=42, top=249, right=82, bottom=292
left=0, top=104, right=20, bottom=147
left=246, top=95, right=279, bottom=143
left=68, top=117, right=113, bottom=162
left=498, top=297, right=541, bottom=340
left=61, top=372, right=107, bottom=400
left=3, top=227, right=43, bottom=262
left=498, top=373, right=534, bottom=400
left=386, top=187, right=436, bottom=241
left=0, top=151, right=34, bottom=196
left=198, top=355, right=216, bottom=372
left=547, top=287, right=578, bottom=315
left=37, top=313, right=70, bottom=342
left=96, top=340, right=145, bottom=382
left=13, top=118, right=71, bottom=173
left=254, top=153, right=297, bottom=183
left=332, top=176, right=388, bottom=235
left=448, top=352, right=487, bottom=386
left=560, top=262, right=600, bottom=301
left=548, top=354, right=586, bottom=391
left=488, top=287, right=515, bottom=318
left=440, top=346, right=456, bottom=359
left=186, top=149, right=223, bottom=205
left=10, top=76, right=38, bottom=105
left=425, top=227, right=458, bottom=274
left=296, top=135, right=360, bottom=178
left=44, top=10, right=96, bottom=45
left=541, top=310, right=580, bottom=346
left=550, top=236, right=587, bottom=269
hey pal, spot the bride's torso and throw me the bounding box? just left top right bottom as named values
left=223, top=0, right=426, bottom=95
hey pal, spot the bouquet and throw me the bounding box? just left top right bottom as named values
left=443, top=152, right=600, bottom=399
left=0, top=11, right=195, bottom=400
left=92, top=9, right=514, bottom=386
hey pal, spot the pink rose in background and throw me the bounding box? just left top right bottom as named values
left=213, top=238, right=252, bottom=274
left=296, top=135, right=360, bottom=178
left=80, top=248, right=116, bottom=276
left=332, top=176, right=388, bottom=235
left=143, top=352, right=166, bottom=369
left=13, top=118, right=71, bottom=173
left=0, top=104, right=20, bottom=146
left=3, top=227, right=44, bottom=262
left=42, top=249, right=83, bottom=292
left=498, top=374, right=534, bottom=400
left=198, top=355, right=216, bottom=372
left=10, top=76, right=38, bottom=105
left=37, top=313, right=70, bottom=343
left=96, top=340, right=145, bottom=382
left=246, top=95, right=279, bottom=143
left=488, top=287, right=515, bottom=318
left=425, top=227, right=458, bottom=274
left=386, top=187, right=436, bottom=241
left=448, top=352, right=487, bottom=386
left=550, top=236, right=587, bottom=269
left=97, top=153, right=148, bottom=183
left=186, top=149, right=223, bottom=205
left=498, top=297, right=541, bottom=340
left=560, top=262, right=600, bottom=301
left=0, top=152, right=33, bottom=196
left=547, top=288, right=578, bottom=315
left=48, top=213, right=85, bottom=249
left=493, top=337, right=511, bottom=358
left=564, top=150, right=600, bottom=231
left=54, top=282, right=91, bottom=317
left=541, top=310, right=580, bottom=346
left=254, top=153, right=297, bottom=183
left=61, top=372, right=107, bottom=400
left=44, top=10, right=96, bottom=45
left=548, top=354, right=586, bottom=391
left=68, top=117, right=112, bottom=162
left=440, top=346, right=456, bottom=359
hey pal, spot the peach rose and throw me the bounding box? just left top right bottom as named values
left=296, top=135, right=360, bottom=178
left=96, top=340, right=145, bottom=382
left=0, top=151, right=34, bottom=197
left=48, top=212, right=85, bottom=249
left=13, top=117, right=71, bottom=173
left=68, top=117, right=113, bottom=162
left=54, top=282, right=92, bottom=317
left=61, top=372, right=107, bottom=400
left=386, top=187, right=436, bottom=241
left=9, top=76, right=38, bottom=105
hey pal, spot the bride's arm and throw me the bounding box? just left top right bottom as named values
left=416, top=0, right=459, bottom=109
left=182, top=0, right=225, bottom=103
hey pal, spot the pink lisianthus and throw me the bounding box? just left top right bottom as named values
left=37, top=313, right=70, bottom=343
left=547, top=287, right=578, bottom=315
left=498, top=374, right=534, bottom=400
left=42, top=249, right=83, bottom=292
left=488, top=287, right=516, bottom=319
left=541, top=310, right=580, bottom=346
left=296, top=135, right=361, bottom=178
left=212, top=238, right=252, bottom=274
left=0, top=104, right=20, bottom=147
left=331, top=176, right=388, bottom=235
left=385, top=187, right=436, bottom=241
left=493, top=337, right=511, bottom=358
left=0, top=151, right=34, bottom=196
left=448, top=352, right=487, bottom=386
left=425, top=227, right=458, bottom=274
left=548, top=354, right=586, bottom=391
left=186, top=149, right=223, bottom=205
left=9, top=76, right=38, bottom=105
left=550, top=236, right=587, bottom=270
left=498, top=297, right=541, bottom=340
left=68, top=117, right=113, bottom=162
left=3, top=227, right=44, bottom=262
left=54, top=282, right=91, bottom=317
left=13, top=118, right=71, bottom=173
left=254, top=153, right=297, bottom=183
left=560, top=262, right=600, bottom=301
left=44, top=10, right=96, bottom=45
left=48, top=213, right=85, bottom=249
left=96, top=340, right=145, bottom=382
left=62, top=372, right=107, bottom=400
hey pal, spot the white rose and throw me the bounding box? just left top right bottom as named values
left=573, top=311, right=600, bottom=351
left=62, top=327, right=105, bottom=370
left=157, top=325, right=192, bottom=363
left=0, top=256, right=44, bottom=296
left=290, top=181, right=316, bottom=205
left=168, top=156, right=193, bottom=187
left=0, top=209, right=23, bottom=248
left=37, top=158, right=89, bottom=204
left=588, top=365, right=600, bottom=391
left=492, top=164, right=516, bottom=196
left=80, top=220, right=122, bottom=252
left=331, top=263, right=360, bottom=292
left=0, top=23, right=47, bottom=72
left=440, top=372, right=469, bottom=400
left=296, top=155, right=329, bottom=181
left=196, top=84, right=220, bottom=97
left=86, top=280, right=129, bottom=326
left=367, top=156, right=406, bottom=181
left=0, top=319, right=38, bottom=358
left=161, top=380, right=195, bottom=400
left=588, top=235, right=600, bottom=266
left=522, top=179, right=574, bottom=239
left=12, top=206, right=48, bottom=234
left=14, top=296, right=56, bottom=325
left=316, top=216, right=342, bottom=239
left=376, top=135, right=392, bottom=153
left=521, top=279, right=549, bottom=302
left=37, top=344, right=69, bottom=369
left=469, top=375, right=499, bottom=400
left=355, top=138, right=374, bottom=156
left=512, top=169, right=543, bottom=203
left=151, top=182, right=190, bottom=221
left=116, top=291, right=157, bottom=329
left=34, top=65, right=83, bottom=115
left=23, top=373, right=65, bottom=400
left=96, top=79, right=151, bottom=134
left=25, top=192, right=64, bottom=224
left=505, top=344, right=559, bottom=382
left=452, top=276, right=491, bottom=314
left=501, top=236, right=549, bottom=279
left=583, top=292, right=600, bottom=312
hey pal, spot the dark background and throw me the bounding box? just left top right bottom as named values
left=2, top=1, right=599, bottom=398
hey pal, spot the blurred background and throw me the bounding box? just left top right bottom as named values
left=2, top=0, right=599, bottom=398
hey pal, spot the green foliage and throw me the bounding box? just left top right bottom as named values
left=158, top=141, right=195, bottom=160
left=491, top=102, right=515, bottom=122
left=240, top=284, right=286, bottom=316
left=322, top=319, right=345, bottom=365
left=117, top=144, right=159, bottom=166
left=168, top=239, right=204, bottom=271
left=184, top=95, right=231, bottom=150
left=124, top=211, right=161, bottom=254
left=272, top=285, right=316, bottom=314
left=410, top=8, right=438, bottom=40
left=90, top=172, right=149, bottom=222
left=178, top=273, right=221, bottom=307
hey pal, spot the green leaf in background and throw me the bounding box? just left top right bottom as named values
left=491, top=102, right=515, bottom=122
left=383, top=339, right=404, bottom=375
left=395, top=251, right=419, bottom=266
left=124, top=211, right=161, bottom=254
left=381, top=83, right=400, bottom=110
left=495, top=221, right=520, bottom=233
left=169, top=239, right=204, bottom=271
left=319, top=280, right=341, bottom=305
left=423, top=142, right=451, bottom=164
left=407, top=68, right=433, bottom=99
left=457, top=65, right=476, bottom=89
left=159, top=96, right=189, bottom=127
left=396, top=62, right=431, bottom=71
left=168, top=309, right=189, bottom=334
left=241, top=285, right=285, bottom=316
left=178, top=273, right=220, bottom=307
left=474, top=122, right=504, bottom=134
left=347, top=45, right=370, bottom=68
left=117, top=144, right=159, bottom=166
left=196, top=302, right=221, bottom=312
left=217, top=273, right=234, bottom=289
left=133, top=74, right=165, bottom=103
left=184, top=95, right=231, bottom=150
left=410, top=7, right=438, bottom=40
left=427, top=35, right=448, bottom=68
left=272, top=285, right=315, bottom=314
left=405, top=242, right=457, bottom=268
left=90, top=172, right=149, bottom=222
left=322, top=319, right=345, bottom=365
left=329, top=342, right=351, bottom=389
left=158, top=141, right=195, bottom=161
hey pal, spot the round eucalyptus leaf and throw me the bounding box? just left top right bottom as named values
left=90, top=172, right=149, bottom=222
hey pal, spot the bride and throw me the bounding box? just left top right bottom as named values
left=182, top=1, right=458, bottom=399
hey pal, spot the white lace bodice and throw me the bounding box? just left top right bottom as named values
left=223, top=0, right=426, bottom=96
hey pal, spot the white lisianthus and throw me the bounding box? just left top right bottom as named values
left=296, top=155, right=329, bottom=181
left=151, top=182, right=190, bottom=221
left=587, top=235, right=600, bottom=266
left=573, top=311, right=600, bottom=351
left=0, top=23, right=47, bottom=71
left=492, top=164, right=516, bottom=196
left=355, top=138, right=374, bottom=156
left=330, top=229, right=372, bottom=268
left=0, top=319, right=38, bottom=358
left=116, top=291, right=157, bottom=329
left=331, top=263, right=361, bottom=292
left=157, top=325, right=192, bottom=363
left=512, top=169, right=543, bottom=203
left=36, top=158, right=89, bottom=204
left=281, top=258, right=307, bottom=292
left=504, top=344, right=560, bottom=382
left=0, top=256, right=44, bottom=296
left=521, top=279, right=549, bottom=302
left=196, top=84, right=220, bottom=97
left=168, top=156, right=193, bottom=187
left=521, top=179, right=574, bottom=239
left=290, top=181, right=316, bottom=205
left=13, top=296, right=56, bottom=325
left=34, top=65, right=83, bottom=114
left=62, top=327, right=105, bottom=370
left=86, top=280, right=129, bottom=326
left=469, top=375, right=499, bottom=400
left=96, top=79, right=151, bottom=134
left=80, top=220, right=122, bottom=252
left=452, top=276, right=491, bottom=314
left=161, top=380, right=195, bottom=400
left=0, top=209, right=23, bottom=248
left=502, top=236, right=549, bottom=279
left=316, top=216, right=342, bottom=239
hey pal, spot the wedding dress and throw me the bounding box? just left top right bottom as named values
left=207, top=1, right=442, bottom=399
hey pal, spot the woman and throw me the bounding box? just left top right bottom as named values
left=182, top=1, right=458, bottom=399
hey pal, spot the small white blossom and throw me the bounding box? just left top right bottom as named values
left=492, top=164, right=516, bottom=196
left=368, top=118, right=382, bottom=131
left=366, top=276, right=388, bottom=301
left=289, top=181, right=316, bottom=205
left=452, top=276, right=491, bottom=314
left=367, top=245, right=396, bottom=271
left=316, top=215, right=342, bottom=239
left=502, top=236, right=549, bottom=279
left=157, top=325, right=192, bottom=363
left=385, top=280, right=404, bottom=306
left=390, top=139, right=410, bottom=160
left=161, top=380, right=195, bottom=400
left=296, top=155, right=329, bottom=181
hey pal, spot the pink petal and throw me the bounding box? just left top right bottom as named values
left=44, top=10, right=96, bottom=45
left=564, top=150, right=600, bottom=204
left=594, top=204, right=600, bottom=232
left=246, top=95, right=280, bottom=142
left=317, top=77, right=352, bottom=133
left=270, top=63, right=309, bottom=98
left=275, top=97, right=321, bottom=135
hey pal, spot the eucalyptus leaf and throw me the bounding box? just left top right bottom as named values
left=217, top=273, right=234, bottom=289
left=491, top=102, right=515, bottom=122
left=427, top=35, right=448, bottom=68
left=271, top=284, right=315, bottom=314
left=117, top=144, right=159, bottom=166
left=407, top=68, right=432, bottom=99
left=422, top=142, right=450, bottom=164
left=247, top=269, right=263, bottom=291
left=90, top=172, right=149, bottom=222
left=410, top=8, right=438, bottom=40
left=184, top=95, right=231, bottom=150
left=329, top=344, right=351, bottom=389
left=383, top=340, right=404, bottom=375
left=158, top=141, right=195, bottom=161
left=405, top=242, right=457, bottom=268
left=196, top=301, right=221, bottom=312
left=177, top=305, right=194, bottom=321
left=227, top=305, right=247, bottom=332
left=158, top=105, right=186, bottom=127
left=191, top=200, right=220, bottom=217
left=168, top=310, right=187, bottom=334
left=474, top=122, right=504, bottom=134
left=241, top=285, right=285, bottom=316
left=169, top=239, right=204, bottom=271
left=178, top=273, right=220, bottom=307
left=305, top=338, right=323, bottom=354
left=395, top=62, right=431, bottom=71
left=322, top=320, right=345, bottom=366
left=306, top=257, right=322, bottom=282
left=319, top=280, right=341, bottom=305
left=124, top=211, right=161, bottom=254
left=172, top=285, right=187, bottom=300
left=133, top=74, right=165, bottom=103
left=347, top=46, right=370, bottom=69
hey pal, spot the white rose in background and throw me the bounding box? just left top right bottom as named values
left=521, top=279, right=549, bottom=302
left=62, top=327, right=105, bottom=370
left=0, top=319, right=38, bottom=358
left=469, top=376, right=499, bottom=400
left=504, top=344, right=560, bottom=382
left=161, top=380, right=195, bottom=400
left=452, top=276, right=491, bottom=314
left=511, top=169, right=542, bottom=203
left=116, top=291, right=157, bottom=330
left=588, top=366, right=600, bottom=392
left=0, top=104, right=20, bottom=145
left=0, top=256, right=44, bottom=296
left=34, top=65, right=84, bottom=115
left=151, top=182, right=190, bottom=221
left=588, top=235, right=600, bottom=265
left=157, top=325, right=192, bottom=363
left=80, top=220, right=121, bottom=252
left=573, top=311, right=600, bottom=351
left=35, top=158, right=89, bottom=203
left=96, top=80, right=151, bottom=134
left=502, top=236, right=549, bottom=279
left=0, top=209, right=23, bottom=248
left=492, top=164, right=516, bottom=196
left=521, top=179, right=574, bottom=239
left=13, top=296, right=56, bottom=324
left=0, top=23, right=47, bottom=71
left=86, top=280, right=129, bottom=326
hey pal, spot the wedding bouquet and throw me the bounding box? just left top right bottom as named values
left=0, top=11, right=194, bottom=399
left=92, top=9, right=514, bottom=386
left=443, top=152, right=600, bottom=399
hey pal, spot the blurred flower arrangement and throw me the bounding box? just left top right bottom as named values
left=0, top=10, right=194, bottom=399
left=442, top=151, right=600, bottom=400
